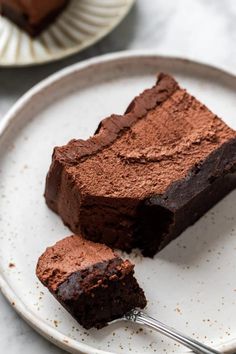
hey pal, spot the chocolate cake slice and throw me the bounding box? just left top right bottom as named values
left=45, top=73, right=236, bottom=256
left=0, top=0, right=69, bottom=37
left=36, top=235, right=146, bottom=329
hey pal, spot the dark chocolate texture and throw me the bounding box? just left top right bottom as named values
left=45, top=73, right=236, bottom=256
left=36, top=235, right=147, bottom=329
left=0, top=0, right=69, bottom=37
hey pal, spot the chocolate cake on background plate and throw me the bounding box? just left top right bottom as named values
left=0, top=0, right=69, bottom=37
left=45, top=73, right=236, bottom=257
left=36, top=235, right=147, bottom=329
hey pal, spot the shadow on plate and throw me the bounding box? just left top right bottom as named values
left=157, top=190, right=236, bottom=265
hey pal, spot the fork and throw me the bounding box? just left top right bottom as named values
left=112, top=309, right=221, bottom=354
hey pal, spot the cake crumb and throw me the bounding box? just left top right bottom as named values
left=175, top=307, right=182, bottom=314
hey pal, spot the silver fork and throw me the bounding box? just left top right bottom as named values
left=113, top=309, right=221, bottom=354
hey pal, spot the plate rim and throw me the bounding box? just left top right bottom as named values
left=0, top=51, right=236, bottom=354
left=0, top=0, right=135, bottom=67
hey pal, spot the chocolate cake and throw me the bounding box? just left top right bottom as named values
left=0, top=0, right=69, bottom=37
left=36, top=235, right=146, bottom=329
left=45, top=73, right=236, bottom=256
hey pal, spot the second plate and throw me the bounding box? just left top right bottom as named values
left=0, top=0, right=135, bottom=66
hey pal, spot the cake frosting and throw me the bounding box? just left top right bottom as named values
left=45, top=73, right=236, bottom=256
left=48, top=74, right=235, bottom=199
left=0, top=0, right=68, bottom=36
left=36, top=235, right=146, bottom=329
left=36, top=235, right=131, bottom=291
left=0, top=0, right=67, bottom=23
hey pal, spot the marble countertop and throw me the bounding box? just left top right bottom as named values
left=0, top=0, right=236, bottom=353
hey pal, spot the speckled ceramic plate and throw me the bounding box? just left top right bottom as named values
left=0, top=0, right=135, bottom=66
left=0, top=52, right=236, bottom=354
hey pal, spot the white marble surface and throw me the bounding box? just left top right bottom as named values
left=0, top=0, right=236, bottom=353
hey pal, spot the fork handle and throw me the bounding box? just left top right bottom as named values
left=125, top=310, right=221, bottom=354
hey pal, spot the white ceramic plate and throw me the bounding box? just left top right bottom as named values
left=1, top=52, right=236, bottom=354
left=0, top=0, right=134, bottom=66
